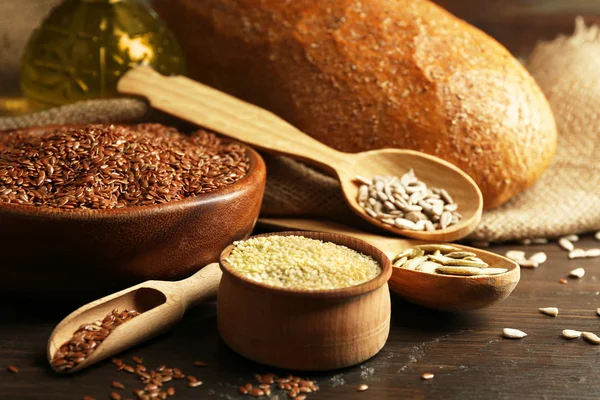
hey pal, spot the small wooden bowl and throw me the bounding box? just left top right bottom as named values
left=217, top=231, right=392, bottom=371
left=0, top=124, right=266, bottom=298
left=389, top=244, right=520, bottom=311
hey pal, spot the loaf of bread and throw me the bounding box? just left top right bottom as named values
left=153, top=0, right=557, bottom=209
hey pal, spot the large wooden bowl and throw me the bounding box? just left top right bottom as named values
left=217, top=231, right=392, bottom=371
left=0, top=125, right=266, bottom=299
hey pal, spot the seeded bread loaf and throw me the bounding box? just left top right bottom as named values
left=153, top=0, right=557, bottom=209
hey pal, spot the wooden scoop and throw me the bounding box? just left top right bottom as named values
left=117, top=67, right=483, bottom=242
left=258, top=218, right=520, bottom=311
left=47, top=263, right=222, bottom=373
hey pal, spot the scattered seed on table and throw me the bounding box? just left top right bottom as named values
left=505, top=250, right=526, bottom=261
left=132, top=356, right=143, bottom=364
left=562, top=329, right=582, bottom=339
left=421, top=373, right=435, bottom=380
left=519, top=239, right=532, bottom=245
left=357, top=384, right=369, bottom=392
left=530, top=252, right=547, bottom=264
left=539, top=307, right=559, bottom=317
left=582, top=332, right=600, bottom=345
left=569, top=268, right=585, bottom=278
left=166, top=387, right=175, bottom=396
left=558, top=238, right=575, bottom=252
left=193, top=361, right=208, bottom=367
left=597, top=308, right=600, bottom=317
left=7, top=365, right=18, bottom=373
left=585, top=248, right=600, bottom=258
left=518, top=259, right=539, bottom=269
left=532, top=238, right=549, bottom=244
left=111, top=381, right=125, bottom=390
left=82, top=396, right=96, bottom=400
left=503, top=328, right=527, bottom=339
left=110, top=392, right=121, bottom=400
left=563, top=234, right=579, bottom=242
left=569, top=249, right=586, bottom=259
left=559, top=278, right=568, bottom=284
left=188, top=380, right=203, bottom=388
left=595, top=231, right=600, bottom=241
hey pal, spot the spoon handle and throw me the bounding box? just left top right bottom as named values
left=177, top=263, right=222, bottom=308
left=117, top=67, right=350, bottom=173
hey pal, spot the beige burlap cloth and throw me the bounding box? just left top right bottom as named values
left=1, top=10, right=599, bottom=242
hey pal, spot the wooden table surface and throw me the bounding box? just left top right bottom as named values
left=1, top=234, right=600, bottom=400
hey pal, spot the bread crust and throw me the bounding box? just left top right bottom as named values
left=153, top=0, right=557, bottom=209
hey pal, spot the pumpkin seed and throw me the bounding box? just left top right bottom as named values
left=582, top=332, right=600, bottom=345
left=539, top=307, right=559, bottom=317
left=415, top=261, right=442, bottom=273
left=445, top=251, right=477, bottom=259
left=403, top=256, right=428, bottom=270
left=393, top=249, right=413, bottom=263
left=435, top=266, right=483, bottom=276
left=441, top=259, right=488, bottom=268
left=416, top=244, right=460, bottom=253
left=562, top=329, right=582, bottom=339
left=502, top=328, right=527, bottom=339
left=392, top=256, right=408, bottom=268
left=569, top=267, right=585, bottom=278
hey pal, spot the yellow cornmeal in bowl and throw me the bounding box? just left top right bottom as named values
left=225, top=235, right=381, bottom=290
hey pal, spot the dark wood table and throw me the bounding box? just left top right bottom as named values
left=2, top=234, right=600, bottom=400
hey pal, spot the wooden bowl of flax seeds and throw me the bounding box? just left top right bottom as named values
left=0, top=123, right=266, bottom=299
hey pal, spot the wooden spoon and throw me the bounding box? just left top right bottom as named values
left=258, top=218, right=520, bottom=311
left=47, top=263, right=222, bottom=373
left=117, top=67, right=483, bottom=242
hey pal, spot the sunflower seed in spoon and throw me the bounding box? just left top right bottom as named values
left=562, top=329, right=582, bottom=339
left=502, top=328, right=527, bottom=339
left=539, top=307, right=559, bottom=317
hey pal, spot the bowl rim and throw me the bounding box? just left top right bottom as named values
left=219, top=230, right=393, bottom=299
left=0, top=123, right=266, bottom=220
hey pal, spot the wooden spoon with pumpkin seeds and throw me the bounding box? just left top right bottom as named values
left=259, top=217, right=520, bottom=311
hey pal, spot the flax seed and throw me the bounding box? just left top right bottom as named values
left=193, top=361, right=208, bottom=367
left=112, top=381, right=125, bottom=390
left=110, top=392, right=122, bottom=400
left=7, top=365, right=18, bottom=373
left=132, top=356, right=143, bottom=364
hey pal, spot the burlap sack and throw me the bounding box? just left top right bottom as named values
left=1, top=2, right=599, bottom=242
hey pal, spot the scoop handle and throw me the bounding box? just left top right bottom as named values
left=177, top=263, right=222, bottom=307
left=117, top=66, right=349, bottom=174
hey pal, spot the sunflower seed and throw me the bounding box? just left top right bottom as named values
left=595, top=231, right=600, bottom=241
left=439, top=189, right=453, bottom=204
left=365, top=208, right=378, bottom=218
left=531, top=238, right=549, bottom=244
left=582, top=332, right=600, bottom=345
left=569, top=268, right=585, bottom=278
left=505, top=250, right=526, bottom=261
left=562, top=329, right=582, bottom=339
left=413, top=220, right=428, bottom=231
left=585, top=248, right=600, bottom=258
left=563, top=234, right=579, bottom=242
left=558, top=238, right=575, bottom=251
left=518, top=259, right=539, bottom=268
left=520, top=238, right=532, bottom=245
left=597, top=308, right=600, bottom=317
left=530, top=252, right=547, bottom=264
left=568, top=249, right=586, bottom=259
left=502, top=328, right=527, bottom=339
left=435, top=266, right=483, bottom=276
left=395, top=218, right=416, bottom=230
left=354, top=175, right=372, bottom=185
left=539, top=307, right=559, bottom=317
left=358, top=185, right=369, bottom=204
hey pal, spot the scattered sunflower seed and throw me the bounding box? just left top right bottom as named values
left=595, top=231, right=600, bottom=241
left=569, top=268, right=585, bottom=278
left=568, top=249, right=586, bottom=259
left=562, top=234, right=579, bottom=242
left=357, top=384, right=369, bottom=392
left=505, top=250, right=526, bottom=261
left=562, top=329, right=582, bottom=339
left=585, top=248, right=600, bottom=258
left=539, top=307, right=559, bottom=317
left=421, top=373, right=434, bottom=380
left=518, top=259, right=539, bottom=269
left=531, top=238, right=549, bottom=244
left=597, top=308, right=600, bottom=317
left=519, top=239, right=532, bottom=245
left=502, top=328, right=527, bottom=339
left=558, top=238, right=575, bottom=252
left=530, top=252, right=547, bottom=264
left=582, top=332, right=600, bottom=345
